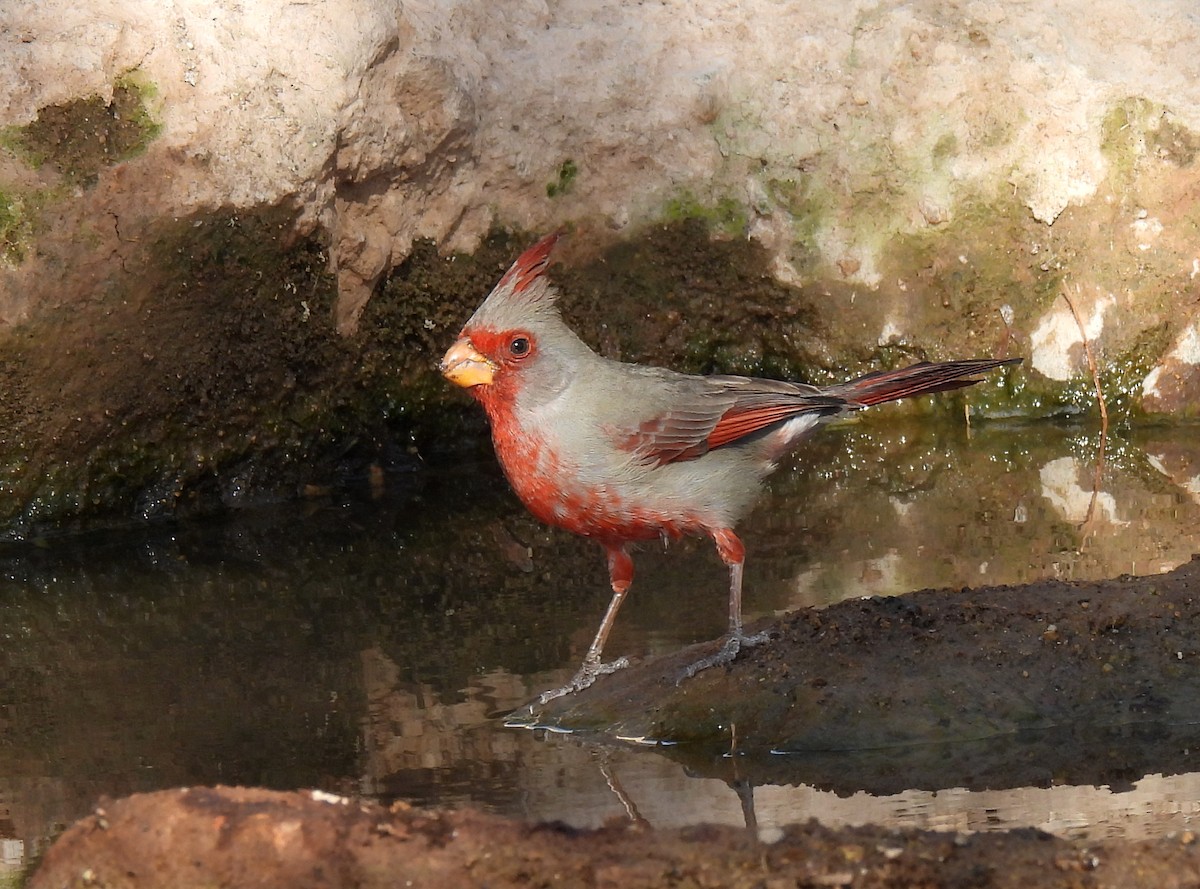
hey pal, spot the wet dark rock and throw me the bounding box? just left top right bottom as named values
left=518, top=556, right=1200, bottom=794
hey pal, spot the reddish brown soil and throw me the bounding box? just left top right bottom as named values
left=28, top=784, right=1200, bottom=889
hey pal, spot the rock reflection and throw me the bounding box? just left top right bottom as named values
left=359, top=652, right=1200, bottom=843
left=1039, top=456, right=1126, bottom=527
left=750, top=773, right=1200, bottom=842
left=1145, top=437, right=1200, bottom=504
left=730, top=422, right=1200, bottom=614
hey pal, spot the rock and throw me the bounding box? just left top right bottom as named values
left=26, top=785, right=1200, bottom=888
left=4, top=0, right=1200, bottom=350
left=515, top=556, right=1200, bottom=793
left=1142, top=321, right=1200, bottom=416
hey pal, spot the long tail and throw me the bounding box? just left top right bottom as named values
left=829, top=357, right=1021, bottom=407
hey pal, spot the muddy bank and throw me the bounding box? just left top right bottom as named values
left=515, top=556, right=1200, bottom=795
left=28, top=784, right=1200, bottom=889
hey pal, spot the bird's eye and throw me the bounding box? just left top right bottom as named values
left=509, top=336, right=531, bottom=358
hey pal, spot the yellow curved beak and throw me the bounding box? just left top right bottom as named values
left=440, top=338, right=496, bottom=388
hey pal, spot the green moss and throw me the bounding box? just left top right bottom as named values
left=659, top=189, right=748, bottom=238
left=758, top=177, right=831, bottom=276
left=1148, top=113, right=1200, bottom=167
left=2, top=71, right=162, bottom=184
left=546, top=158, right=578, bottom=197
left=0, top=187, right=30, bottom=263
left=931, top=132, right=959, bottom=164
left=1079, top=322, right=1172, bottom=421
left=881, top=191, right=1058, bottom=357
left=1100, top=97, right=1161, bottom=190
left=936, top=316, right=1175, bottom=424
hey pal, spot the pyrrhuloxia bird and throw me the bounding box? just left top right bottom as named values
left=441, top=234, right=1019, bottom=702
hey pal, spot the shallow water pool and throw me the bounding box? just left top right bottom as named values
left=3, top=419, right=1199, bottom=879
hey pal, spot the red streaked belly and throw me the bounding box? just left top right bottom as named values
left=493, top=432, right=706, bottom=543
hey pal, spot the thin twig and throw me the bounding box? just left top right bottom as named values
left=1060, top=284, right=1108, bottom=433
left=1060, top=284, right=1108, bottom=549
left=598, top=754, right=648, bottom=827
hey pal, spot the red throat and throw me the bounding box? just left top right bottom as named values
left=459, top=327, right=530, bottom=416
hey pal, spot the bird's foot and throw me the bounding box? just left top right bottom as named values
left=535, top=655, right=631, bottom=705
left=677, top=629, right=772, bottom=684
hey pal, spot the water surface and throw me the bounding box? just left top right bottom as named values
left=3, top=420, right=1200, bottom=879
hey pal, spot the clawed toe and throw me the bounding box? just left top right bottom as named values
left=677, top=630, right=771, bottom=684
left=535, top=655, right=631, bottom=705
